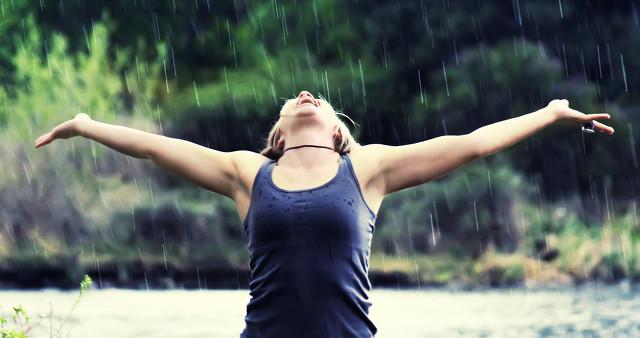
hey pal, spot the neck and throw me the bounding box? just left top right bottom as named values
left=278, top=130, right=337, bottom=168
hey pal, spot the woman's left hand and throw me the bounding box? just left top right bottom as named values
left=546, top=99, right=614, bottom=135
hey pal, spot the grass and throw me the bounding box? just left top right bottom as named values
left=0, top=275, right=93, bottom=338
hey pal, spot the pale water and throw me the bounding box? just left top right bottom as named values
left=1, top=284, right=638, bottom=338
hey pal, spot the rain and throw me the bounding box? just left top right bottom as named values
left=0, top=1, right=637, bottom=337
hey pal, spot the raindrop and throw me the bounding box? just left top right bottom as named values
left=144, top=271, right=149, bottom=292
left=382, top=39, right=389, bottom=69
left=197, top=264, right=202, bottom=290
left=312, top=1, right=319, bottom=26
left=620, top=234, right=627, bottom=269
left=606, top=44, right=614, bottom=81
left=290, top=62, right=296, bottom=89
left=473, top=200, right=479, bottom=231
left=628, top=122, right=637, bottom=168
left=235, top=268, right=241, bottom=289
left=418, top=68, right=424, bottom=103
left=223, top=66, right=229, bottom=93
left=135, top=56, right=142, bottom=84
left=620, top=53, right=628, bottom=93
left=580, top=50, right=587, bottom=83
left=358, top=59, right=366, bottom=111
left=596, top=44, right=603, bottom=80
left=156, top=104, right=164, bottom=135
left=561, top=43, right=568, bottom=78
left=162, top=242, right=168, bottom=271
left=193, top=81, right=200, bottom=107
left=414, top=262, right=421, bottom=289
left=281, top=5, right=288, bottom=46
left=604, top=185, right=611, bottom=224
left=429, top=212, right=436, bottom=246
left=131, top=205, right=136, bottom=232
left=22, top=163, right=30, bottom=184
left=92, top=243, right=103, bottom=288
left=148, top=178, right=154, bottom=202
left=558, top=0, right=564, bottom=19
left=323, top=69, right=330, bottom=102
left=171, top=46, right=177, bottom=78
left=442, top=60, right=449, bottom=97
left=453, top=39, right=460, bottom=64
left=513, top=0, right=522, bottom=26
left=163, top=58, right=170, bottom=94
left=124, top=70, right=131, bottom=94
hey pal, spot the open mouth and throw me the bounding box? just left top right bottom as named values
left=297, top=97, right=318, bottom=107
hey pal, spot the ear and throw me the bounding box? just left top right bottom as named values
left=277, top=134, right=285, bottom=149
left=333, top=124, right=343, bottom=141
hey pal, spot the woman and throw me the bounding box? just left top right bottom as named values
left=34, top=90, right=614, bottom=337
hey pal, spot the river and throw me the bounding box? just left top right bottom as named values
left=1, top=283, right=638, bottom=337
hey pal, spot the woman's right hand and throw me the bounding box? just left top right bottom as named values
left=34, top=113, right=92, bottom=148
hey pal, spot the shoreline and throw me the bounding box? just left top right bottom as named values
left=1, top=262, right=639, bottom=291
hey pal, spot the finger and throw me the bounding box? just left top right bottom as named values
left=566, top=107, right=584, bottom=117
left=35, top=135, right=53, bottom=148
left=585, top=113, right=611, bottom=121
left=35, top=132, right=50, bottom=145
left=34, top=136, right=44, bottom=147
left=592, top=120, right=615, bottom=135
left=39, top=137, right=53, bottom=147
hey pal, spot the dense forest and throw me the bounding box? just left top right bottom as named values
left=0, top=0, right=638, bottom=289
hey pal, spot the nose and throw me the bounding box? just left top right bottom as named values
left=297, top=91, right=314, bottom=100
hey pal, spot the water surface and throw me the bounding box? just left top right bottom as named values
left=1, top=284, right=638, bottom=337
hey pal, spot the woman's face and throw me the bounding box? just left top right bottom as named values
left=278, top=90, right=337, bottom=137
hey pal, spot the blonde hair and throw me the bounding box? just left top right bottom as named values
left=259, top=95, right=361, bottom=161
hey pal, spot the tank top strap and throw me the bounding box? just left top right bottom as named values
left=343, top=152, right=377, bottom=218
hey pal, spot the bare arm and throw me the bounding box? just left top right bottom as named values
left=77, top=119, right=239, bottom=198
left=363, top=135, right=479, bottom=196
left=470, top=99, right=613, bottom=156
left=76, top=118, right=156, bottom=159
left=365, top=99, right=613, bottom=196
left=468, top=105, right=557, bottom=157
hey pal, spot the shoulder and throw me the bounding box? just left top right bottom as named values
left=230, top=150, right=271, bottom=166
left=345, top=143, right=390, bottom=191
left=228, top=150, right=272, bottom=194
left=230, top=150, right=272, bottom=178
left=347, top=143, right=391, bottom=165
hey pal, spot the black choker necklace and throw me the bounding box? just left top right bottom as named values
left=283, top=144, right=335, bottom=152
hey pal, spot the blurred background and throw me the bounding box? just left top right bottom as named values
left=0, top=0, right=639, bottom=337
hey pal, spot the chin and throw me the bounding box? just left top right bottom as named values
left=294, top=108, right=318, bottom=115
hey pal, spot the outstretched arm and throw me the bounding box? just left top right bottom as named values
left=367, top=99, right=614, bottom=196
left=34, top=114, right=241, bottom=199
left=468, top=99, right=613, bottom=157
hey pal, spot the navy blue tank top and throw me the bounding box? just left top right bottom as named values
left=240, top=152, right=378, bottom=338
